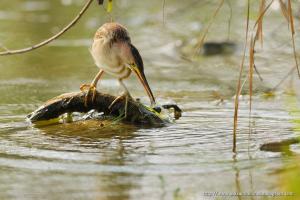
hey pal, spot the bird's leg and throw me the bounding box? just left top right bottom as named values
left=108, top=79, right=133, bottom=118
left=80, top=69, right=104, bottom=106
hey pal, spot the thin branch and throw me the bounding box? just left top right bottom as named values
left=253, top=0, right=274, bottom=29
left=271, top=66, right=296, bottom=91
left=194, top=0, right=224, bottom=54
left=0, top=0, right=94, bottom=56
left=248, top=35, right=255, bottom=136
left=254, top=0, right=265, bottom=47
left=279, top=0, right=289, bottom=23
left=162, top=0, right=166, bottom=26
left=233, top=0, right=250, bottom=153
left=287, top=0, right=300, bottom=77
left=254, top=64, right=263, bottom=81
left=287, top=0, right=295, bottom=34
left=226, top=0, right=232, bottom=41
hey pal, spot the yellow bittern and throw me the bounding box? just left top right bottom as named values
left=81, top=22, right=156, bottom=114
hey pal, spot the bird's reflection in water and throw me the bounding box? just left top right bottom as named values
left=95, top=137, right=142, bottom=200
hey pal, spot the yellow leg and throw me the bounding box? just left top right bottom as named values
left=80, top=69, right=104, bottom=106
left=108, top=79, right=132, bottom=118
left=108, top=93, right=130, bottom=118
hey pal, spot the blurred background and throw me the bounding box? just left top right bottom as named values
left=0, top=0, right=300, bottom=199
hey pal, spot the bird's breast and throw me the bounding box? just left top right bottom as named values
left=91, top=40, right=131, bottom=79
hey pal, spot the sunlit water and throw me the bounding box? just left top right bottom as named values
left=0, top=1, right=300, bottom=200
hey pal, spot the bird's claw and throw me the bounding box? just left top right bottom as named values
left=108, top=92, right=132, bottom=118
left=80, top=84, right=97, bottom=107
left=80, top=84, right=93, bottom=91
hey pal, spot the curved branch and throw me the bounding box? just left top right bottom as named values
left=0, top=0, right=94, bottom=56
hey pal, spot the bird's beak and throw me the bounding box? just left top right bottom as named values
left=130, top=64, right=156, bottom=106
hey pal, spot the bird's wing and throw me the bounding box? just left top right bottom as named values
left=129, top=43, right=144, bottom=72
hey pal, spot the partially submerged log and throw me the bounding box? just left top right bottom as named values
left=27, top=91, right=181, bottom=126
left=260, top=138, right=300, bottom=152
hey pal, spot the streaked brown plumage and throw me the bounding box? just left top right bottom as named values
left=81, top=22, right=155, bottom=107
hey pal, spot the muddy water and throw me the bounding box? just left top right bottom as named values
left=0, top=1, right=300, bottom=200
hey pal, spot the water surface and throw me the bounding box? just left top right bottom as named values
left=0, top=1, right=300, bottom=199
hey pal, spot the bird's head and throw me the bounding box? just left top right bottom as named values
left=94, top=22, right=131, bottom=45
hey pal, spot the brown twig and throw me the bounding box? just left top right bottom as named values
left=253, top=0, right=274, bottom=31
left=254, top=0, right=265, bottom=47
left=287, top=0, right=300, bottom=78
left=0, top=0, right=95, bottom=56
left=233, top=0, right=250, bottom=153
left=194, top=0, right=224, bottom=54
left=248, top=35, right=255, bottom=136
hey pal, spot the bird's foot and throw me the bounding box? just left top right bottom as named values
left=108, top=92, right=133, bottom=118
left=80, top=84, right=97, bottom=107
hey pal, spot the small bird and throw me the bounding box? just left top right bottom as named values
left=81, top=22, right=156, bottom=113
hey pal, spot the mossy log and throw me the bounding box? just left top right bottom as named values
left=27, top=91, right=181, bottom=126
